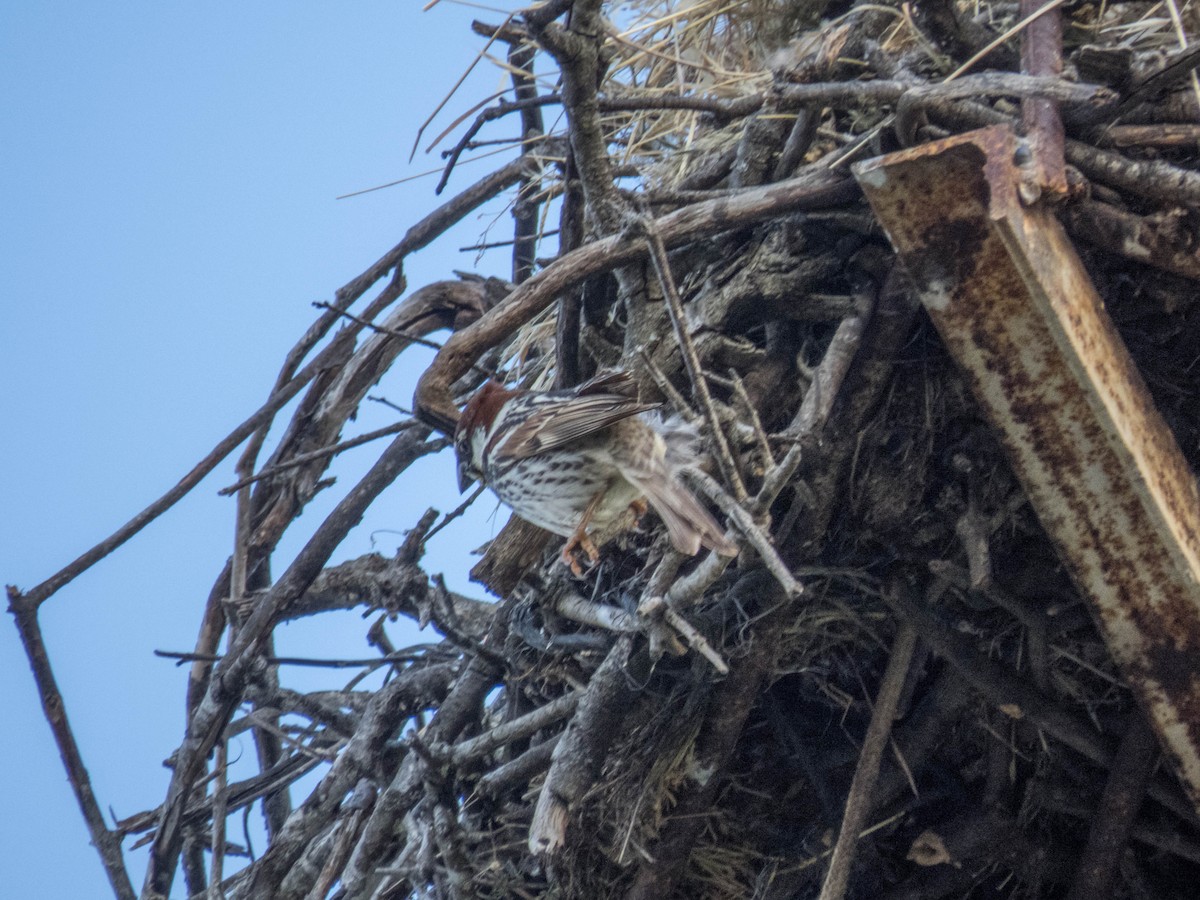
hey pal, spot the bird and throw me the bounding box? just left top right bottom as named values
left=454, top=370, right=738, bottom=574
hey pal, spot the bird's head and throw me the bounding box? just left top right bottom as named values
left=453, top=380, right=514, bottom=492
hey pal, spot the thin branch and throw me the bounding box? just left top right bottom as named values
left=685, top=469, right=801, bottom=599
left=155, top=649, right=440, bottom=670
left=1066, top=714, right=1160, bottom=900
left=818, top=622, right=919, bottom=900
left=448, top=690, right=582, bottom=766
left=311, top=301, right=445, bottom=351
left=218, top=422, right=421, bottom=496
left=5, top=591, right=136, bottom=900
left=209, top=740, right=230, bottom=900
left=639, top=217, right=748, bottom=504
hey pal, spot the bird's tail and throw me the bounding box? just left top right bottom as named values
left=637, top=476, right=738, bottom=558
left=633, top=412, right=737, bottom=556
left=648, top=413, right=704, bottom=470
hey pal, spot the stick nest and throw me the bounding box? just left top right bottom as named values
left=26, top=1, right=1200, bottom=899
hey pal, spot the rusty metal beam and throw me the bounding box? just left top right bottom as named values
left=1019, top=0, right=1067, bottom=198
left=854, top=125, right=1200, bottom=813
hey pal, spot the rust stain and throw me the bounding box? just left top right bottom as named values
left=854, top=125, right=1200, bottom=812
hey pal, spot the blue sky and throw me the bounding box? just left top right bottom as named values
left=2, top=4, right=527, bottom=895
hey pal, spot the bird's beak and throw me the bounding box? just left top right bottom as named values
left=457, top=458, right=477, bottom=494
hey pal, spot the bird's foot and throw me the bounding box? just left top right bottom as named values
left=561, top=530, right=600, bottom=576
left=559, top=489, right=606, bottom=576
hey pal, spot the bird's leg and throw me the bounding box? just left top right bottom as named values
left=628, top=497, right=649, bottom=523
left=562, top=489, right=606, bottom=576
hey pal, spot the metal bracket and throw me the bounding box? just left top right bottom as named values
left=855, top=124, right=1200, bottom=812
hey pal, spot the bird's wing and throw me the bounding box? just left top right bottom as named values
left=574, top=369, right=639, bottom=399
left=494, top=393, right=659, bottom=461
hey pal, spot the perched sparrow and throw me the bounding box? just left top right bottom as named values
left=455, top=371, right=737, bottom=573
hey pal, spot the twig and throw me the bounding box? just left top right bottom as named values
left=437, top=94, right=551, bottom=196
left=5, top=589, right=136, bottom=900
left=155, top=649, right=439, bottom=669
left=19, top=160, right=532, bottom=616
left=460, top=228, right=560, bottom=252
left=477, top=734, right=561, bottom=796
left=773, top=73, right=1112, bottom=115
left=120, top=749, right=328, bottom=843
left=217, top=422, right=422, bottom=495
left=1067, top=715, right=1161, bottom=900
left=728, top=368, right=774, bottom=469
left=528, top=0, right=624, bottom=232
left=529, top=635, right=640, bottom=854
left=449, top=690, right=582, bottom=765
left=625, top=570, right=789, bottom=899
left=144, top=428, right=439, bottom=898
left=311, top=301, right=445, bottom=351
left=923, top=93, right=1200, bottom=206
left=661, top=288, right=878, bottom=613
left=818, top=622, right=919, bottom=900
left=409, top=9, right=515, bottom=162
left=637, top=593, right=728, bottom=674
left=337, top=604, right=512, bottom=897
left=553, top=591, right=637, bottom=632
left=684, top=469, right=801, bottom=599
left=209, top=740, right=230, bottom=900
left=421, top=483, right=488, bottom=545
left=661, top=605, right=729, bottom=675
left=637, top=349, right=698, bottom=423
left=236, top=663, right=457, bottom=895
left=305, top=779, right=376, bottom=900
left=640, top=218, right=748, bottom=504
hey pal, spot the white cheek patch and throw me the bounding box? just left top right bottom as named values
left=471, top=427, right=491, bottom=469
left=481, top=398, right=518, bottom=466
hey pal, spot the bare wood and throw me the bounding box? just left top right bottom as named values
left=449, top=690, right=581, bottom=765
left=1063, top=199, right=1200, bottom=281
left=528, top=635, right=639, bottom=854
left=144, top=428, right=439, bottom=899
left=5, top=591, right=136, bottom=900
left=641, top=219, right=748, bottom=502
left=1067, top=715, right=1160, bottom=900
left=818, top=621, right=919, bottom=900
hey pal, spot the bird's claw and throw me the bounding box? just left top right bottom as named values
left=561, top=530, right=600, bottom=577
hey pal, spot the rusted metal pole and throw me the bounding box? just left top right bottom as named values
left=854, top=125, right=1200, bottom=814
left=1020, top=0, right=1067, bottom=198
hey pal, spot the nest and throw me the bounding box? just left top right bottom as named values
left=15, top=1, right=1200, bottom=898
